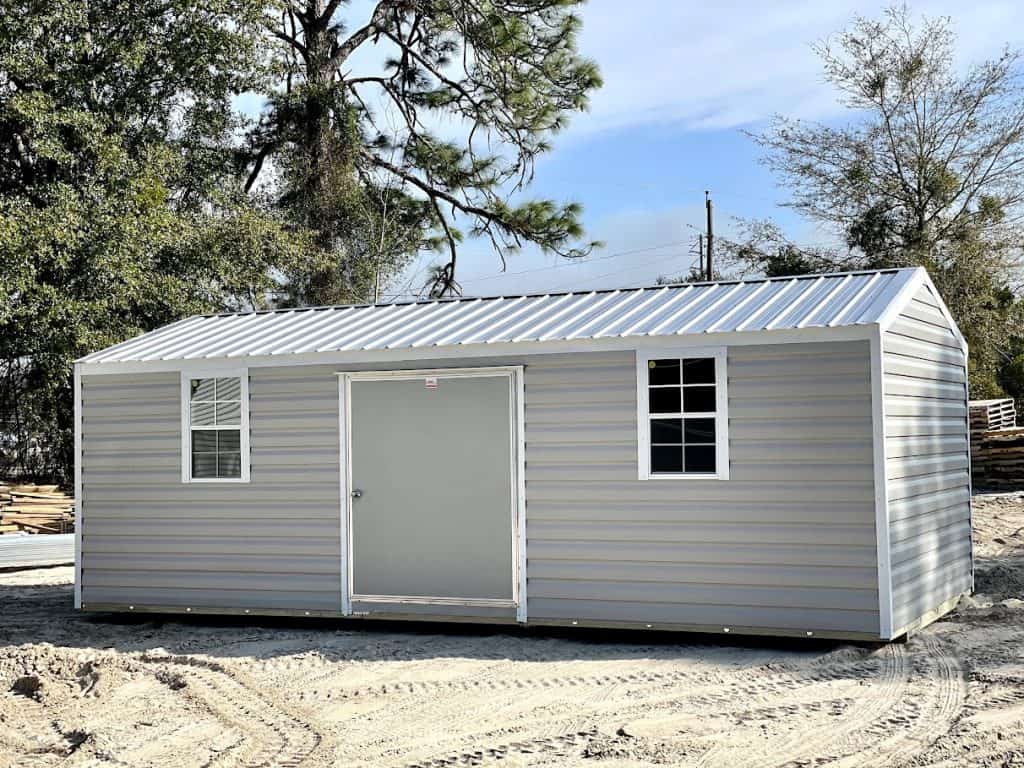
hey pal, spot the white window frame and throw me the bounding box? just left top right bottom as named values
left=180, top=369, right=251, bottom=483
left=636, top=347, right=729, bottom=480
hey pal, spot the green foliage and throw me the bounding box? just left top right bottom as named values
left=249, top=0, right=601, bottom=299
left=0, top=0, right=316, bottom=482
left=746, top=6, right=1024, bottom=400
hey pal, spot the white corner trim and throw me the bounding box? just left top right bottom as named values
left=73, top=363, right=83, bottom=610
left=180, top=369, right=251, bottom=483
left=338, top=373, right=352, bottom=616
left=514, top=366, right=528, bottom=623
left=636, top=347, right=730, bottom=481
left=870, top=328, right=895, bottom=639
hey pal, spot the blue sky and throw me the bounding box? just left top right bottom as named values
left=244, top=0, right=1024, bottom=297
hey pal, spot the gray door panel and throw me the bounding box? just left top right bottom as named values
left=349, top=374, right=514, bottom=601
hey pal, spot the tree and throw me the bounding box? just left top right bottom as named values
left=750, top=6, right=1024, bottom=397
left=245, top=0, right=601, bottom=300
left=0, top=1, right=316, bottom=482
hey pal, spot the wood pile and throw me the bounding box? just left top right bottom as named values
left=977, top=428, right=1024, bottom=486
left=970, top=399, right=1024, bottom=486
left=0, top=483, right=75, bottom=535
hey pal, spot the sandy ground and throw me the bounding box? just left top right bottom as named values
left=2, top=494, right=1024, bottom=767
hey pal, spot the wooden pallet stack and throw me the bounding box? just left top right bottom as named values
left=0, top=483, right=75, bottom=534
left=970, top=399, right=1023, bottom=486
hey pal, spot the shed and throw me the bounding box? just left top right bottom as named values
left=74, top=266, right=972, bottom=641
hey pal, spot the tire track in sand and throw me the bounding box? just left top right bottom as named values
left=138, top=653, right=322, bottom=768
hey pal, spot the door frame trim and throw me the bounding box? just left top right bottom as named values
left=337, top=366, right=526, bottom=618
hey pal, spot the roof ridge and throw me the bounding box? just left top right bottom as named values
left=196, top=267, right=918, bottom=319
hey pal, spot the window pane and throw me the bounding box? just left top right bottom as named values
left=217, top=452, right=242, bottom=478
left=648, top=359, right=680, bottom=386
left=191, top=378, right=215, bottom=401
left=651, top=445, right=683, bottom=473
left=216, top=402, right=241, bottom=425
left=682, top=358, right=715, bottom=384
left=685, top=445, right=716, bottom=473
left=683, top=385, right=716, bottom=413
left=192, top=452, right=217, bottom=478
left=192, top=429, right=217, bottom=452
left=684, top=418, right=716, bottom=443
left=216, top=377, right=241, bottom=401
left=191, top=401, right=215, bottom=426
left=217, top=430, right=241, bottom=452
left=651, top=418, right=683, bottom=444
left=649, top=386, right=681, bottom=414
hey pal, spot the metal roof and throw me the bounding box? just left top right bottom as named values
left=79, top=267, right=922, bottom=364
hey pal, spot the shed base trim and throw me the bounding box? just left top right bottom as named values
left=79, top=603, right=884, bottom=642
left=890, top=591, right=967, bottom=641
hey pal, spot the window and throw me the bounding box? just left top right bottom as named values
left=182, top=372, right=250, bottom=482
left=637, top=349, right=728, bottom=479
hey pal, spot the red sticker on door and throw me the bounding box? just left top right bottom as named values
left=424, top=376, right=438, bottom=389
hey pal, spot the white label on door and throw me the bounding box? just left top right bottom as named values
left=424, top=376, right=438, bottom=389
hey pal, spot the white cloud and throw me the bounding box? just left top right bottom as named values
left=568, top=0, right=1024, bottom=136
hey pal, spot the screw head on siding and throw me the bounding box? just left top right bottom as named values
left=723, top=627, right=730, bottom=633
left=129, top=606, right=134, bottom=610
left=806, top=631, right=814, bottom=637
left=571, top=620, right=578, bottom=626
left=186, top=608, right=191, bottom=612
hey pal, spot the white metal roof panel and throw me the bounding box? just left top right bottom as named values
left=79, top=268, right=922, bottom=363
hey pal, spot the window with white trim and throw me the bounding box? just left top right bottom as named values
left=183, top=373, right=250, bottom=482
left=637, top=349, right=728, bottom=479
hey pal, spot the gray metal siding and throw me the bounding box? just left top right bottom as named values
left=883, top=284, right=972, bottom=632
left=80, top=366, right=342, bottom=611
left=524, top=342, right=880, bottom=635
left=81, top=341, right=880, bottom=635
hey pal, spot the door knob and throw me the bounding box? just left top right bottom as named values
left=351, top=489, right=363, bottom=499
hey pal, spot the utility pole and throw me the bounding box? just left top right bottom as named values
left=705, top=190, right=714, bottom=281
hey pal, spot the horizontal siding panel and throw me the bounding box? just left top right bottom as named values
left=83, top=535, right=338, bottom=557
left=888, top=315, right=961, bottom=349
left=84, top=518, right=341, bottom=538
left=81, top=586, right=339, bottom=611
left=527, top=579, right=878, bottom=611
left=730, top=418, right=872, bottom=441
left=84, top=502, right=339, bottom=520
left=891, top=540, right=972, bottom=587
left=885, top=416, right=966, bottom=438
left=890, top=504, right=971, bottom=543
left=527, top=500, right=872, bottom=525
left=84, top=484, right=338, bottom=504
left=899, top=299, right=953, bottom=329
left=884, top=396, right=966, bottom=419
left=250, top=428, right=337, bottom=449
left=728, top=398, right=870, bottom=420
left=527, top=480, right=874, bottom=504
left=884, top=335, right=964, bottom=366
left=890, top=521, right=972, bottom=567
left=728, top=376, right=870, bottom=400
left=526, top=598, right=877, bottom=634
left=883, top=353, right=965, bottom=383
left=84, top=553, right=340, bottom=573
left=728, top=354, right=869, bottom=379
left=889, top=486, right=971, bottom=523
left=84, top=401, right=180, bottom=419
left=529, top=520, right=875, bottom=547
left=887, top=469, right=969, bottom=502
left=526, top=382, right=633, bottom=405
left=731, top=440, right=873, bottom=464
left=526, top=442, right=635, bottom=464
left=883, top=375, right=965, bottom=400
left=85, top=569, right=339, bottom=592
left=886, top=453, right=969, bottom=480
left=527, top=539, right=876, bottom=568
left=527, top=461, right=872, bottom=484
left=885, top=435, right=968, bottom=460
left=529, top=560, right=877, bottom=589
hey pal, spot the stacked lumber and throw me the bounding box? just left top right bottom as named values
left=0, top=483, right=75, bottom=535
left=970, top=399, right=1018, bottom=476
left=977, top=428, right=1024, bottom=486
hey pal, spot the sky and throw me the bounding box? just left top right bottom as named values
left=243, top=0, right=1024, bottom=298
